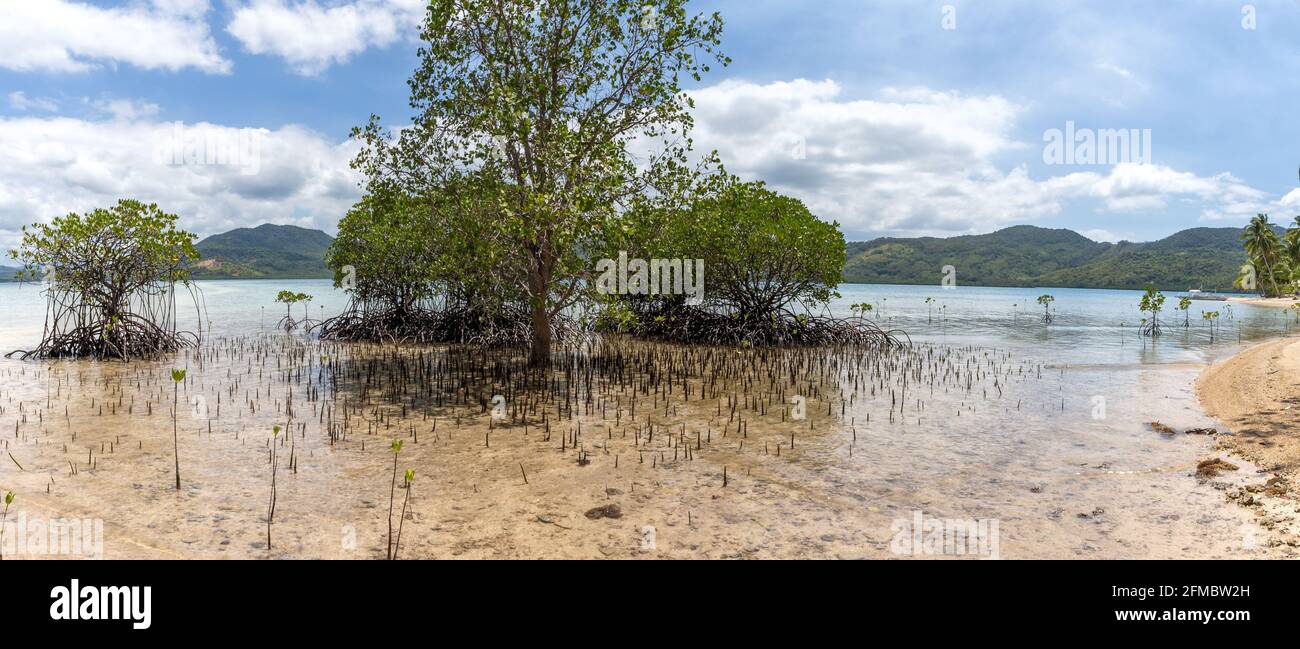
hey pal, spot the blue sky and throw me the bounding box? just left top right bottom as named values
left=2, top=0, right=1299, bottom=249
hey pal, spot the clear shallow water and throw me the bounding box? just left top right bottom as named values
left=830, top=284, right=1293, bottom=366
left=0, top=280, right=1293, bottom=558
left=4, top=280, right=1289, bottom=363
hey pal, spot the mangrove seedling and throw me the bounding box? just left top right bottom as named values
left=1177, top=296, right=1192, bottom=327
left=394, top=469, right=414, bottom=560
left=275, top=290, right=312, bottom=331
left=924, top=297, right=934, bottom=324
left=0, top=491, right=12, bottom=560
left=387, top=439, right=403, bottom=560
left=1036, top=295, right=1055, bottom=324
left=268, top=425, right=280, bottom=551
left=1139, top=285, right=1166, bottom=337
left=170, top=368, right=185, bottom=489
left=1202, top=310, right=1220, bottom=342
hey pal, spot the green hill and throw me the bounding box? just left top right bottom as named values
left=2, top=221, right=1270, bottom=290
left=844, top=225, right=1266, bottom=291
left=193, top=224, right=334, bottom=279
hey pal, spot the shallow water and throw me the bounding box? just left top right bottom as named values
left=0, top=280, right=1293, bottom=559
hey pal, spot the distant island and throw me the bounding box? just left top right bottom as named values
left=843, top=224, right=1268, bottom=291
left=190, top=223, right=334, bottom=279
left=1, top=223, right=335, bottom=282
left=0, top=222, right=1263, bottom=290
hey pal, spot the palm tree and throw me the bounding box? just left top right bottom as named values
left=1283, top=216, right=1300, bottom=293
left=1241, top=214, right=1284, bottom=297
left=1285, top=216, right=1300, bottom=263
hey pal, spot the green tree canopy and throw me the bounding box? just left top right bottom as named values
left=352, top=0, right=727, bottom=364
left=653, top=181, right=844, bottom=315
left=326, top=191, right=438, bottom=314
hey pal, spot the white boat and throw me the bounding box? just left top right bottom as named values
left=1183, top=288, right=1227, bottom=301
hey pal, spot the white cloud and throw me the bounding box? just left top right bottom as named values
left=7, top=92, right=59, bottom=112
left=1095, top=62, right=1134, bottom=79
left=1278, top=189, right=1300, bottom=210
left=0, top=0, right=230, bottom=74
left=93, top=98, right=162, bottom=121
left=687, top=79, right=1286, bottom=238
left=226, top=0, right=425, bottom=75
left=1081, top=229, right=1127, bottom=244
left=0, top=111, right=362, bottom=252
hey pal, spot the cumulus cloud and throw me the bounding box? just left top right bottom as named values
left=93, top=98, right=162, bottom=121
left=687, top=79, right=1286, bottom=239
left=7, top=92, right=59, bottom=112
left=0, top=110, right=362, bottom=251
left=226, top=0, right=425, bottom=75
left=1278, top=189, right=1300, bottom=211
left=1, top=75, right=1287, bottom=254
left=0, top=0, right=230, bottom=74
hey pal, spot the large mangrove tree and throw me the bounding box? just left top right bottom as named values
left=351, top=0, right=727, bottom=364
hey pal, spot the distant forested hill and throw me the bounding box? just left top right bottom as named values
left=2, top=221, right=1266, bottom=290
left=844, top=225, right=1264, bottom=291
left=193, top=224, right=334, bottom=279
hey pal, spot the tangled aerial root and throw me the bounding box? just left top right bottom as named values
left=7, top=283, right=202, bottom=361
left=6, top=315, right=197, bottom=360
left=600, top=304, right=908, bottom=350
left=313, top=303, right=582, bottom=348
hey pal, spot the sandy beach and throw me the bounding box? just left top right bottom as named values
left=1228, top=296, right=1300, bottom=309
left=1198, top=336, right=1300, bottom=546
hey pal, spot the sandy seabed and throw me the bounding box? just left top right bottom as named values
left=0, top=334, right=1291, bottom=559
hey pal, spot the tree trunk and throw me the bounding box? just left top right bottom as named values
left=529, top=295, right=551, bottom=366
left=527, top=261, right=551, bottom=367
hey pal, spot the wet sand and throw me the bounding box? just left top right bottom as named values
left=1198, top=336, right=1300, bottom=547
left=0, top=336, right=1290, bottom=559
